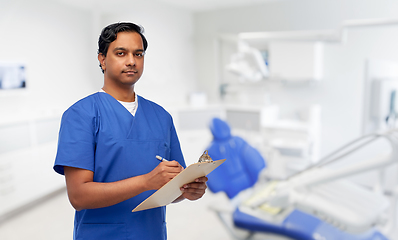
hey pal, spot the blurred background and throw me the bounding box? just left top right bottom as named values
left=1, top=0, right=398, bottom=239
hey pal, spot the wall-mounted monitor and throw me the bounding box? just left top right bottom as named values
left=0, top=62, right=26, bottom=90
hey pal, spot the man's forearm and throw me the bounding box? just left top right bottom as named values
left=65, top=167, right=150, bottom=211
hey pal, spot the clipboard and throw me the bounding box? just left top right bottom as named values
left=132, top=159, right=226, bottom=212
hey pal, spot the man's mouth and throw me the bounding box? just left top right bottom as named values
left=123, top=70, right=138, bottom=74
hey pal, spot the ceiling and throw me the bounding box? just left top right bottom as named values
left=54, top=0, right=282, bottom=12
left=157, top=0, right=281, bottom=11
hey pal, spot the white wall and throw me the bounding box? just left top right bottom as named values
left=194, top=0, right=398, bottom=158
left=0, top=0, right=99, bottom=115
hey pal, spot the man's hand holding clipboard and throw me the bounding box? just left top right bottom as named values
left=132, top=151, right=226, bottom=212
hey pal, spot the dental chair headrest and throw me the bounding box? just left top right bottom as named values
left=210, top=118, right=231, bottom=141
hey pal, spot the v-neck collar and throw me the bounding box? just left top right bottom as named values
left=99, top=92, right=139, bottom=117
left=95, top=92, right=162, bottom=141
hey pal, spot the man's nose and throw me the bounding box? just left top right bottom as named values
left=126, top=53, right=136, bottom=66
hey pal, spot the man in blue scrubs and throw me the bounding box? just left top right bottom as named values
left=53, top=22, right=208, bottom=240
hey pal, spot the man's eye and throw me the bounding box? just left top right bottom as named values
left=135, top=53, right=143, bottom=57
left=117, top=52, right=125, bottom=56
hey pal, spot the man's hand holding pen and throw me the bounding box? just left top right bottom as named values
left=145, top=156, right=184, bottom=190
left=155, top=155, right=208, bottom=202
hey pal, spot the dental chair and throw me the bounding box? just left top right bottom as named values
left=206, top=117, right=390, bottom=240
left=206, top=117, right=266, bottom=199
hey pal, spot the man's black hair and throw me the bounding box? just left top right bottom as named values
left=98, top=22, right=148, bottom=73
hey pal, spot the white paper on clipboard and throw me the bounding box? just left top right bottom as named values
left=132, top=159, right=226, bottom=212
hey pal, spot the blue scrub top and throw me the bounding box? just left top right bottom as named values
left=54, top=92, right=186, bottom=240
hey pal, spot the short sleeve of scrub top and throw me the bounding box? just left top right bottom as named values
left=53, top=92, right=186, bottom=240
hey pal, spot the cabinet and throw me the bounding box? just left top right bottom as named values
left=267, top=41, right=323, bottom=81
left=0, top=113, right=64, bottom=221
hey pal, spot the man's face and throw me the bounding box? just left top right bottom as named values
left=99, top=31, right=145, bottom=88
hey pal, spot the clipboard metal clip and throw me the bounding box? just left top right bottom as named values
left=198, top=150, right=213, bottom=163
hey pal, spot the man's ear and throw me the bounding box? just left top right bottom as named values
left=98, top=53, right=106, bottom=72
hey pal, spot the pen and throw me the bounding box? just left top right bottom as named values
left=156, top=155, right=169, bottom=162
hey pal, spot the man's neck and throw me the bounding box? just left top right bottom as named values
left=102, top=85, right=135, bottom=102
